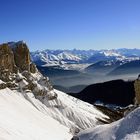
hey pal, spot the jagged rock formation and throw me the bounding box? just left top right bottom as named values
left=11, top=41, right=31, bottom=72
left=0, top=41, right=110, bottom=136
left=0, top=44, right=17, bottom=81
left=0, top=41, right=36, bottom=81
left=134, top=79, right=140, bottom=104
left=0, top=41, right=56, bottom=100
left=30, top=63, right=37, bottom=73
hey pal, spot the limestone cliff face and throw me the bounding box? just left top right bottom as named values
left=0, top=41, right=36, bottom=81
left=0, top=41, right=56, bottom=101
left=11, top=41, right=31, bottom=72
left=134, top=79, right=140, bottom=104
left=0, top=43, right=16, bottom=73
left=0, top=44, right=17, bottom=81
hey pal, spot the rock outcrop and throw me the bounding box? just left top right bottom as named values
left=134, top=79, right=140, bottom=104
left=11, top=41, right=31, bottom=72
left=0, top=41, right=36, bottom=81
left=0, top=41, right=56, bottom=101
left=0, top=43, right=17, bottom=81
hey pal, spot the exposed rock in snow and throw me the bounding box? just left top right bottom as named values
left=0, top=41, right=111, bottom=140
left=0, top=41, right=37, bottom=82
left=0, top=78, right=109, bottom=139
left=134, top=79, right=140, bottom=104
left=72, top=106, right=140, bottom=140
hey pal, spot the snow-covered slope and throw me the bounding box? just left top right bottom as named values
left=0, top=41, right=112, bottom=140
left=40, top=89, right=108, bottom=131
left=0, top=73, right=109, bottom=140
left=0, top=88, right=71, bottom=140
left=73, top=106, right=140, bottom=140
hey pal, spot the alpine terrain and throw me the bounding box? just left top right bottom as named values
left=0, top=41, right=110, bottom=140
left=0, top=41, right=140, bottom=140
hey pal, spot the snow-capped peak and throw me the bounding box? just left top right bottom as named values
left=101, top=50, right=122, bottom=57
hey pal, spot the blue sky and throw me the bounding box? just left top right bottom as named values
left=0, top=0, right=140, bottom=51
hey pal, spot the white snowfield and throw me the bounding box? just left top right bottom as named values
left=17, top=71, right=109, bottom=132
left=0, top=86, right=108, bottom=140
left=42, top=89, right=108, bottom=130
left=74, top=106, right=140, bottom=140
left=0, top=88, right=71, bottom=140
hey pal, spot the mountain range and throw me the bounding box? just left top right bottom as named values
left=0, top=41, right=112, bottom=140
left=31, top=48, right=140, bottom=66
left=1, top=41, right=140, bottom=140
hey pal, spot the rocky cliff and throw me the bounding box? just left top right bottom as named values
left=134, top=79, right=140, bottom=104
left=0, top=43, right=17, bottom=81
left=0, top=41, right=110, bottom=135
left=0, top=41, right=36, bottom=81
left=0, top=41, right=55, bottom=100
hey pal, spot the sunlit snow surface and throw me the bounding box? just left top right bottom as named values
left=74, top=106, right=140, bottom=140
left=0, top=88, right=71, bottom=140
left=0, top=87, right=108, bottom=140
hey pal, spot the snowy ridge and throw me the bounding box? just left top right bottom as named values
left=73, top=106, right=140, bottom=140
left=31, top=50, right=81, bottom=65
left=31, top=49, right=140, bottom=66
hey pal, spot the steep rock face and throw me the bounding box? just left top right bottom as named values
left=0, top=44, right=16, bottom=72
left=11, top=42, right=31, bottom=72
left=0, top=44, right=17, bottom=81
left=0, top=41, right=36, bottom=82
left=0, top=41, right=53, bottom=99
left=134, top=79, right=140, bottom=104
left=30, top=63, right=37, bottom=73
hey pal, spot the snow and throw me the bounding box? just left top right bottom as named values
left=0, top=75, right=109, bottom=140
left=57, top=52, right=81, bottom=61
left=0, top=88, right=71, bottom=140
left=17, top=71, right=109, bottom=132
left=0, top=80, right=5, bottom=84
left=31, top=49, right=140, bottom=67
left=74, top=106, right=140, bottom=140
left=102, top=50, right=122, bottom=57
left=31, top=50, right=81, bottom=66
left=19, top=88, right=108, bottom=132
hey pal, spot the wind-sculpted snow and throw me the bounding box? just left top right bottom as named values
left=14, top=71, right=109, bottom=133
left=18, top=87, right=108, bottom=133
left=0, top=78, right=109, bottom=139
left=73, top=106, right=140, bottom=140
left=0, top=88, right=71, bottom=140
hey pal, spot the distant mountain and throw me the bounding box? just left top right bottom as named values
left=85, top=60, right=123, bottom=74
left=87, top=50, right=124, bottom=63
left=31, top=48, right=140, bottom=66
left=37, top=65, right=80, bottom=77
left=117, top=48, right=140, bottom=57
left=54, top=84, right=87, bottom=93
left=70, top=79, right=135, bottom=106
left=109, top=60, right=140, bottom=75
left=30, top=50, right=82, bottom=66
